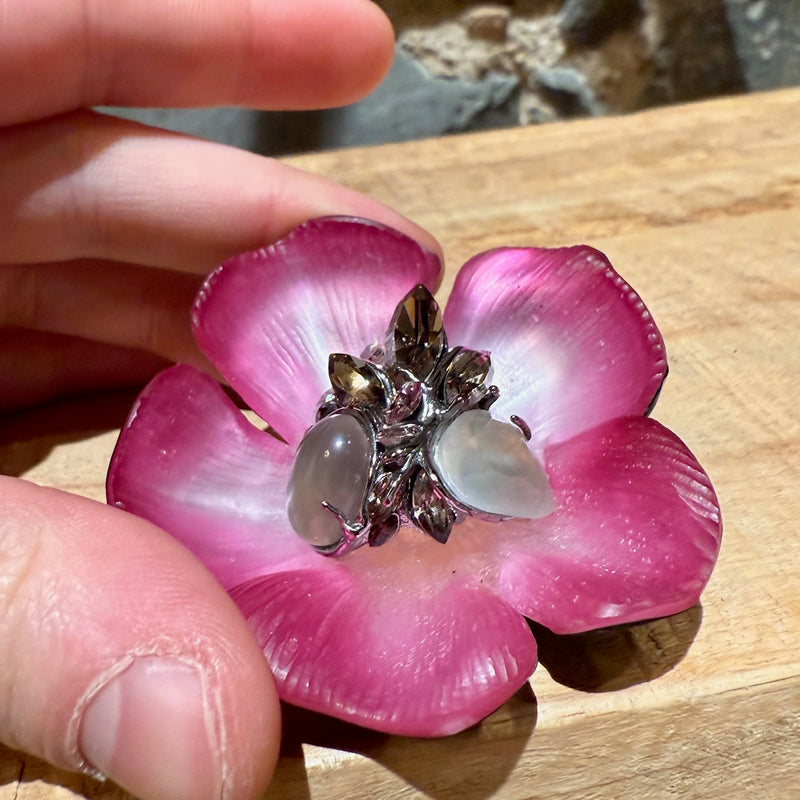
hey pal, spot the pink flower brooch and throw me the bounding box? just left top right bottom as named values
left=107, top=217, right=722, bottom=736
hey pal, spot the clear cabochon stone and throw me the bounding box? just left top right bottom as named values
left=431, top=410, right=555, bottom=519
left=287, top=413, right=372, bottom=547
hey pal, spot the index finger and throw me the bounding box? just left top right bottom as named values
left=0, top=0, right=395, bottom=126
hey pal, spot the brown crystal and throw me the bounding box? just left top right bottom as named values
left=410, top=470, right=454, bottom=544
left=368, top=514, right=400, bottom=547
left=440, top=347, right=492, bottom=405
left=387, top=284, right=446, bottom=379
left=329, top=353, right=386, bottom=406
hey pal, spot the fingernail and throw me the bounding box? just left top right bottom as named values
left=79, top=657, right=222, bottom=800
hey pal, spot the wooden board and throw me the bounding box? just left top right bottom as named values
left=2, top=87, right=799, bottom=799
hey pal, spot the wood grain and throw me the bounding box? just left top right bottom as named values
left=2, top=87, right=799, bottom=799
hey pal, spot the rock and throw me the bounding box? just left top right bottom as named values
left=97, top=105, right=265, bottom=151
left=535, top=65, right=605, bottom=117
left=101, top=1, right=800, bottom=155
left=640, top=0, right=745, bottom=104
left=722, top=0, right=800, bottom=90
left=262, top=47, right=519, bottom=151
left=462, top=5, right=511, bottom=43
left=559, top=0, right=643, bottom=47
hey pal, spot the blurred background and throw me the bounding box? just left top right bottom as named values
left=105, top=0, right=800, bottom=154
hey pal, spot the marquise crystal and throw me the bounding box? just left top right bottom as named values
left=287, top=285, right=555, bottom=555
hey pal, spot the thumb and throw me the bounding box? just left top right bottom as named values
left=0, top=476, right=280, bottom=800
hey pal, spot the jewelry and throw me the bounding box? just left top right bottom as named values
left=287, top=284, right=554, bottom=556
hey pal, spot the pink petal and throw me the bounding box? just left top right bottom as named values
left=231, top=546, right=537, bottom=736
left=193, top=217, right=442, bottom=445
left=107, top=364, right=317, bottom=589
left=443, top=246, right=667, bottom=447
left=488, top=416, right=721, bottom=633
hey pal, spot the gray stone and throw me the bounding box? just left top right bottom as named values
left=534, top=65, right=605, bottom=116
left=98, top=105, right=266, bottom=152
left=261, top=47, right=519, bottom=152
left=722, top=0, right=800, bottom=90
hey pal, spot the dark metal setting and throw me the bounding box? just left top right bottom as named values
left=311, top=284, right=514, bottom=557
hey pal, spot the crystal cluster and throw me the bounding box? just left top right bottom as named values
left=287, top=285, right=554, bottom=555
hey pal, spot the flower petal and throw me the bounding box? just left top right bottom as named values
left=487, top=416, right=721, bottom=633
left=193, top=217, right=442, bottom=444
left=107, top=364, right=317, bottom=589
left=231, top=553, right=537, bottom=736
left=443, top=246, right=667, bottom=446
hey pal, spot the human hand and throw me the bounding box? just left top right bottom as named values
left=0, top=3, right=436, bottom=799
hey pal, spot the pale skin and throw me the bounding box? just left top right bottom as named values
left=0, top=3, right=439, bottom=800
